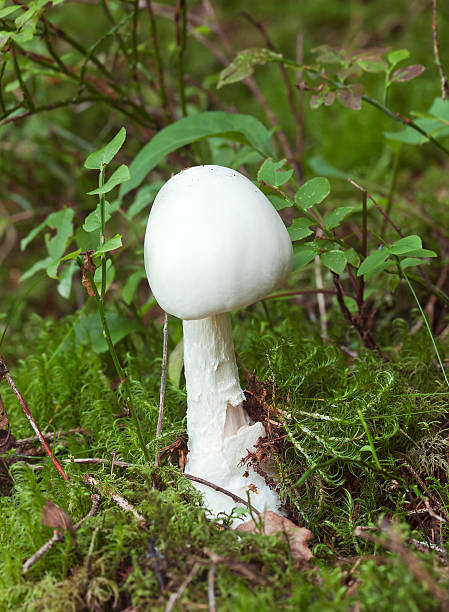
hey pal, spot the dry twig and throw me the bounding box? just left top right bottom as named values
left=83, top=474, right=147, bottom=527
left=22, top=494, right=100, bottom=574
left=165, top=562, right=201, bottom=612
left=432, top=0, right=449, bottom=100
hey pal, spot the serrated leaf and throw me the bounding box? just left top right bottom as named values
left=357, top=248, right=390, bottom=276
left=88, top=165, right=130, bottom=196
left=390, top=65, right=425, bottom=83
left=324, top=206, right=353, bottom=230
left=83, top=201, right=111, bottom=232
left=294, top=177, right=330, bottom=211
left=93, top=234, right=122, bottom=255
left=292, top=245, right=316, bottom=270
left=320, top=250, right=347, bottom=274
left=217, top=48, right=283, bottom=88
left=258, top=158, right=293, bottom=187
left=85, top=127, right=126, bottom=169
left=288, top=218, right=314, bottom=241
left=390, top=235, right=422, bottom=255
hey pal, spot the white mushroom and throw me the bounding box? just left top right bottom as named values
left=144, top=165, right=292, bottom=519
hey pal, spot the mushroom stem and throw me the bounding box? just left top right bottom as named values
left=182, top=313, right=248, bottom=457
left=183, top=313, right=281, bottom=519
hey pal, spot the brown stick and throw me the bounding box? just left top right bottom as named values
left=83, top=474, right=147, bottom=527
left=22, top=494, right=100, bottom=574
left=432, top=0, right=449, bottom=100
left=0, top=356, right=69, bottom=480
left=184, top=474, right=260, bottom=514
left=165, top=562, right=201, bottom=612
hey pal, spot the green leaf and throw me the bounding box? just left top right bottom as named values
left=357, top=248, right=390, bottom=276
left=83, top=201, right=111, bottom=232
left=45, top=209, right=74, bottom=260
left=345, top=248, right=360, bottom=267
left=294, top=177, right=331, bottom=211
left=94, top=260, right=115, bottom=293
left=93, top=234, right=122, bottom=255
left=20, top=257, right=52, bottom=282
left=401, top=248, right=437, bottom=258
left=57, top=260, right=77, bottom=299
left=257, top=158, right=293, bottom=188
left=0, top=6, right=20, bottom=18
left=324, top=206, right=353, bottom=230
left=399, top=257, right=428, bottom=271
left=217, top=48, right=283, bottom=88
left=292, top=245, right=316, bottom=271
left=85, top=127, right=126, bottom=169
left=88, top=165, right=130, bottom=196
left=267, top=193, right=292, bottom=211
left=320, top=250, right=347, bottom=274
left=126, top=182, right=164, bottom=219
left=288, top=218, right=314, bottom=241
left=388, top=49, right=409, bottom=66
left=390, top=235, right=422, bottom=255
left=308, top=155, right=348, bottom=180
left=120, top=112, right=274, bottom=199
left=46, top=249, right=82, bottom=280
left=123, top=269, right=147, bottom=305
left=21, top=219, right=47, bottom=251
left=74, top=312, right=140, bottom=354
left=168, top=338, right=184, bottom=388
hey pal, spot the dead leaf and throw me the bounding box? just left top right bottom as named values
left=248, top=483, right=258, bottom=494
left=42, top=500, right=76, bottom=538
left=236, top=511, right=313, bottom=565
left=0, top=393, right=13, bottom=452
left=80, top=250, right=96, bottom=297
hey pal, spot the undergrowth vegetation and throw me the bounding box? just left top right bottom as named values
left=2, top=0, right=449, bottom=610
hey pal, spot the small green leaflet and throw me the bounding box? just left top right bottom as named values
left=123, top=269, right=147, bottom=304
left=357, top=248, right=390, bottom=276
left=324, top=206, right=353, bottom=230
left=294, top=177, right=330, bottom=211
left=83, top=201, right=112, bottom=232
left=93, top=234, right=122, bottom=256
left=389, top=235, right=421, bottom=254
left=88, top=165, right=130, bottom=196
left=288, top=218, right=314, bottom=241
left=217, top=48, right=283, bottom=88
left=292, top=245, right=316, bottom=271
left=320, top=250, right=347, bottom=274
left=387, top=49, right=409, bottom=66
left=257, top=158, right=293, bottom=188
left=85, top=127, right=126, bottom=169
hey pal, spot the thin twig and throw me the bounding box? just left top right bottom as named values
left=165, top=562, right=201, bottom=612
left=0, top=356, right=69, bottom=480
left=184, top=474, right=261, bottom=514
left=22, top=494, right=100, bottom=574
left=145, top=0, right=171, bottom=124
left=208, top=564, right=216, bottom=612
left=432, top=0, right=449, bottom=100
left=155, top=312, right=169, bottom=467
left=83, top=474, right=147, bottom=527
left=175, top=0, right=187, bottom=117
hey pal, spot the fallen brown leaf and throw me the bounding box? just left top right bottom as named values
left=42, top=500, right=76, bottom=538
left=236, top=511, right=313, bottom=565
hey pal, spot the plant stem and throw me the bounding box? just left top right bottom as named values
left=145, top=0, right=171, bottom=124
left=175, top=0, right=187, bottom=117
left=79, top=262, right=150, bottom=462
left=99, top=165, right=107, bottom=299
left=402, top=270, right=449, bottom=390
left=357, top=408, right=381, bottom=470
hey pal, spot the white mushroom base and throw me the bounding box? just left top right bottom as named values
left=183, top=313, right=282, bottom=522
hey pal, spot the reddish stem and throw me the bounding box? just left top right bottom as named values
left=0, top=356, right=69, bottom=481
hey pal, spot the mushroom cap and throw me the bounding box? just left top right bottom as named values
left=144, top=165, right=292, bottom=320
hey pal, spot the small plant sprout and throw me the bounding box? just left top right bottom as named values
left=144, top=165, right=292, bottom=519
